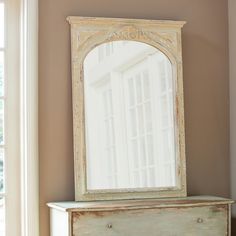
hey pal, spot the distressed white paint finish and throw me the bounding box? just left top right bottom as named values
left=48, top=196, right=234, bottom=236
left=73, top=206, right=227, bottom=236
left=67, top=16, right=187, bottom=201
left=50, top=209, right=69, bottom=236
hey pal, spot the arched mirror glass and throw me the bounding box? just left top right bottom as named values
left=84, top=41, right=176, bottom=191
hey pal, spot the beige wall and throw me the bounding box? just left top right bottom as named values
left=229, top=0, right=236, bottom=215
left=39, top=0, right=230, bottom=235
left=229, top=1, right=236, bottom=232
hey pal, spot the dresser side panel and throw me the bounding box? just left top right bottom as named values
left=50, top=209, right=70, bottom=236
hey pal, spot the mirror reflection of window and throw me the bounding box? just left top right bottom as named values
left=98, top=42, right=114, bottom=62
left=84, top=41, right=176, bottom=191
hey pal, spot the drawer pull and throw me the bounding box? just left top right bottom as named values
left=107, top=223, right=113, bottom=229
left=197, top=218, right=204, bottom=223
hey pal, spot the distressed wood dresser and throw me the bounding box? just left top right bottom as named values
left=48, top=196, right=234, bottom=236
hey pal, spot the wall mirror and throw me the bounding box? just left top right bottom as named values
left=67, top=16, right=186, bottom=201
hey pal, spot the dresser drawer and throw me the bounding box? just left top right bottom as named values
left=72, top=205, right=228, bottom=236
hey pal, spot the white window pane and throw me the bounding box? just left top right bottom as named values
left=135, top=74, right=142, bottom=103
left=133, top=171, right=140, bottom=186
left=111, top=118, right=115, bottom=143
left=0, top=149, right=3, bottom=193
left=128, top=78, right=135, bottom=106
left=161, top=96, right=168, bottom=127
left=0, top=100, right=4, bottom=144
left=112, top=147, right=117, bottom=172
left=164, top=164, right=173, bottom=185
left=102, top=92, right=108, bottom=116
left=149, top=168, right=155, bottom=186
left=141, top=170, right=148, bottom=186
left=145, top=103, right=152, bottom=132
left=137, top=105, right=144, bottom=134
left=130, top=109, right=137, bottom=137
left=142, top=71, right=150, bottom=100
left=0, top=52, right=4, bottom=96
left=104, top=120, right=110, bottom=146
left=108, top=177, right=113, bottom=187
left=0, top=197, right=5, bottom=236
left=132, top=140, right=139, bottom=168
left=140, top=137, right=146, bottom=166
left=162, top=130, right=170, bottom=159
left=0, top=3, right=4, bottom=48
left=106, top=149, right=112, bottom=170
left=108, top=90, right=113, bottom=115
left=147, top=135, right=154, bottom=165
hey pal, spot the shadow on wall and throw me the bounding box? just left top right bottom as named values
left=232, top=218, right=236, bottom=235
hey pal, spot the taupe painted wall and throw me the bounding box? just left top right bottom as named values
left=229, top=1, right=236, bottom=233
left=39, top=0, right=230, bottom=235
left=229, top=0, right=236, bottom=215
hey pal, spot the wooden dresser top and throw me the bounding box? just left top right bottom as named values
left=47, top=196, right=234, bottom=212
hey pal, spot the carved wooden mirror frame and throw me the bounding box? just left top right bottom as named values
left=67, top=16, right=186, bottom=201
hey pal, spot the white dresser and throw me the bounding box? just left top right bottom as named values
left=48, top=196, right=234, bottom=236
